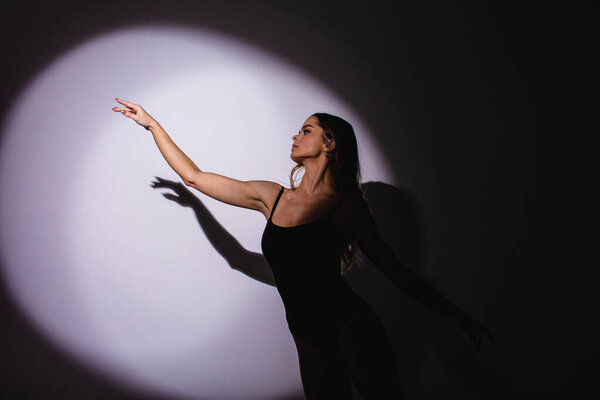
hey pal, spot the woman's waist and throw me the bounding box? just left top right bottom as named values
left=284, top=295, right=376, bottom=346
left=277, top=281, right=366, bottom=311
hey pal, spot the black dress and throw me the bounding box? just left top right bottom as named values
left=261, top=185, right=375, bottom=347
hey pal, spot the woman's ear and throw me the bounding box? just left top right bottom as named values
left=325, top=139, right=336, bottom=152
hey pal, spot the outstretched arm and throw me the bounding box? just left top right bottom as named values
left=352, top=201, right=462, bottom=318
left=113, top=98, right=199, bottom=184
left=112, top=98, right=278, bottom=214
left=350, top=197, right=493, bottom=350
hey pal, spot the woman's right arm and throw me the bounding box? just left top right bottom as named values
left=113, top=98, right=278, bottom=215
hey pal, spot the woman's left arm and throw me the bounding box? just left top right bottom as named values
left=350, top=198, right=493, bottom=350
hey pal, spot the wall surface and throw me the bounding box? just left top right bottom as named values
left=0, top=1, right=592, bottom=399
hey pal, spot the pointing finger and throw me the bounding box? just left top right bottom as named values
left=115, top=98, right=137, bottom=109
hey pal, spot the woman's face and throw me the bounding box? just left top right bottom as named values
left=290, top=116, right=333, bottom=164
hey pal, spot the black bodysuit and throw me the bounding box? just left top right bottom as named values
left=261, top=185, right=373, bottom=347
left=261, top=185, right=404, bottom=398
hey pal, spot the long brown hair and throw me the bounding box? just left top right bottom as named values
left=289, top=113, right=370, bottom=273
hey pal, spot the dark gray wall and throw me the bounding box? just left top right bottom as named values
left=0, top=1, right=591, bottom=399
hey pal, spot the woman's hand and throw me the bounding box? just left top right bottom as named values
left=451, top=313, right=494, bottom=352
left=112, top=98, right=157, bottom=130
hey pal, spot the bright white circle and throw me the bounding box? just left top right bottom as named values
left=0, top=24, right=394, bottom=399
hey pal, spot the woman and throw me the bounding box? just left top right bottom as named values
left=112, top=98, right=492, bottom=399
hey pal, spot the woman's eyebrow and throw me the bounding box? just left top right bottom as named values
left=301, top=124, right=314, bottom=130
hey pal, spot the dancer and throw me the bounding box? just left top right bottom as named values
left=112, top=98, right=492, bottom=399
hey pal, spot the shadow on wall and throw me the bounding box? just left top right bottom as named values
left=347, top=182, right=512, bottom=400
left=151, top=177, right=514, bottom=400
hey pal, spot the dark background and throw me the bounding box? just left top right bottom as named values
left=0, top=1, right=592, bottom=399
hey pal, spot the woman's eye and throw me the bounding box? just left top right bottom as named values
left=303, top=130, right=310, bottom=135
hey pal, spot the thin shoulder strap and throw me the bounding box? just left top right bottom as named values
left=268, top=185, right=285, bottom=221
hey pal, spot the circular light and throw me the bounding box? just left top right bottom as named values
left=0, top=24, right=394, bottom=399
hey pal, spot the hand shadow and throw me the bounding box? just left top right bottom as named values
left=347, top=181, right=508, bottom=400
left=149, top=176, right=275, bottom=286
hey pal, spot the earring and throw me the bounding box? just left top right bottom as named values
left=324, top=151, right=331, bottom=158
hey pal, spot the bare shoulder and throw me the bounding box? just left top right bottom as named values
left=248, top=180, right=284, bottom=218
left=248, top=180, right=282, bottom=194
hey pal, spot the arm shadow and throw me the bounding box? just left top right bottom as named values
left=150, top=176, right=275, bottom=287
left=345, top=181, right=512, bottom=400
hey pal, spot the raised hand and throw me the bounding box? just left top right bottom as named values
left=112, top=98, right=157, bottom=130
left=451, top=313, right=494, bottom=352
left=150, top=176, right=196, bottom=207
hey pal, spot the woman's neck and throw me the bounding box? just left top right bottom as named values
left=296, top=156, right=335, bottom=197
